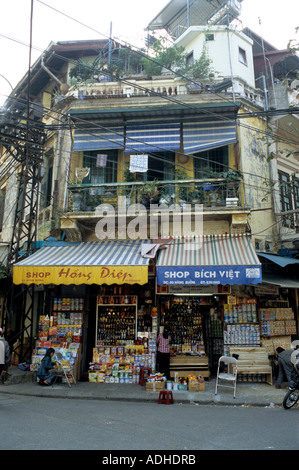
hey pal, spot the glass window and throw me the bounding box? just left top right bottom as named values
left=83, top=150, right=118, bottom=185
left=238, top=47, right=247, bottom=66
left=279, top=171, right=294, bottom=227
left=194, top=146, right=228, bottom=179
left=294, top=178, right=299, bottom=225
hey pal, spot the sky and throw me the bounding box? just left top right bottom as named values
left=0, top=0, right=298, bottom=106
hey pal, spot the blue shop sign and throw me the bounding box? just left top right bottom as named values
left=156, top=265, right=262, bottom=286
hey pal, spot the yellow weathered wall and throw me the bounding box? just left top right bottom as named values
left=238, top=114, right=276, bottom=245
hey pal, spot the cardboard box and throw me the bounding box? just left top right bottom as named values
left=188, top=382, right=205, bottom=392
left=146, top=381, right=165, bottom=392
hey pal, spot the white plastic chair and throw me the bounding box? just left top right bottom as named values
left=53, top=352, right=76, bottom=388
left=215, top=356, right=238, bottom=398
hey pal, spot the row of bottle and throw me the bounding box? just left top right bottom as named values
left=53, top=297, right=84, bottom=311
left=97, top=296, right=137, bottom=305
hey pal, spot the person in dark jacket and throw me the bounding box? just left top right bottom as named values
left=0, top=328, right=10, bottom=383
left=37, top=348, right=57, bottom=386
left=276, top=346, right=299, bottom=390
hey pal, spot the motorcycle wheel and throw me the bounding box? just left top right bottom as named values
left=283, top=389, right=299, bottom=409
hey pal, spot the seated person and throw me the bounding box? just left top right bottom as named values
left=37, top=348, right=57, bottom=386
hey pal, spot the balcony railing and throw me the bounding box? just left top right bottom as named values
left=67, top=178, right=242, bottom=213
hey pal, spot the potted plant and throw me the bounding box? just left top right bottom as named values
left=188, top=188, right=203, bottom=204
left=175, top=168, right=189, bottom=206
left=137, top=180, right=159, bottom=208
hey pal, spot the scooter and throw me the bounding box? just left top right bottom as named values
left=283, top=365, right=299, bottom=409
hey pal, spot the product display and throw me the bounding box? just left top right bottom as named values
left=160, top=297, right=205, bottom=352
left=89, top=344, right=155, bottom=383
left=50, top=297, right=84, bottom=344
left=31, top=343, right=81, bottom=383
left=96, top=296, right=137, bottom=345
left=260, top=307, right=296, bottom=336
left=224, top=299, right=257, bottom=323
left=31, top=297, right=84, bottom=379
left=223, top=298, right=259, bottom=354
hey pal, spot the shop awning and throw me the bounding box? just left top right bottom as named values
left=73, top=125, right=124, bottom=151
left=257, top=252, right=299, bottom=268
left=183, top=119, right=237, bottom=154
left=261, top=273, right=299, bottom=288
left=156, top=234, right=262, bottom=286
left=13, top=240, right=151, bottom=286
left=124, top=122, right=181, bottom=153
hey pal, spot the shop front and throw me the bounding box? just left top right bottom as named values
left=13, top=239, right=158, bottom=384
left=155, top=234, right=271, bottom=386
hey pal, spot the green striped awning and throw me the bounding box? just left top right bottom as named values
left=156, top=234, right=262, bottom=286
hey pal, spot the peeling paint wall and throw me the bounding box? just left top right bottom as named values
left=238, top=115, right=276, bottom=247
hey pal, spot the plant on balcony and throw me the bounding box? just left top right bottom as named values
left=175, top=168, right=190, bottom=203
left=188, top=188, right=203, bottom=204
left=142, top=38, right=187, bottom=78
left=137, top=180, right=159, bottom=208
left=220, top=169, right=242, bottom=180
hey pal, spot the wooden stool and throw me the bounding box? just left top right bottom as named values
left=158, top=390, right=174, bottom=405
left=139, top=367, right=152, bottom=386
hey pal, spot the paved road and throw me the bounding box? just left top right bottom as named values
left=0, top=393, right=298, bottom=451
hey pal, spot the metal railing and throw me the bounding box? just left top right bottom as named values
left=67, top=178, right=242, bottom=213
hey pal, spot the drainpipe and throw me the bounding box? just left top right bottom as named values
left=41, top=55, right=63, bottom=87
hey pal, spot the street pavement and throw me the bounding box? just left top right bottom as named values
left=0, top=366, right=293, bottom=408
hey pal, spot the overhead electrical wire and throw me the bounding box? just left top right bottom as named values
left=0, top=1, right=298, bottom=220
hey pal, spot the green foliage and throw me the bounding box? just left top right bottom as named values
left=183, top=44, right=215, bottom=80
left=69, top=58, right=100, bottom=81
left=142, top=39, right=187, bottom=77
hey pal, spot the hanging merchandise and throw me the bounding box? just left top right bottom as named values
left=30, top=297, right=84, bottom=380
left=90, top=287, right=158, bottom=384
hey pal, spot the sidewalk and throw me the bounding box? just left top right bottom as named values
left=0, top=366, right=289, bottom=407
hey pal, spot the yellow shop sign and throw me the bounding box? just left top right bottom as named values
left=13, top=265, right=148, bottom=286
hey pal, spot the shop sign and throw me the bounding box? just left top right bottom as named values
left=13, top=265, right=148, bottom=286
left=157, top=265, right=262, bottom=286
left=254, top=283, right=279, bottom=296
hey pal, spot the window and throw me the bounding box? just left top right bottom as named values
left=40, top=152, right=53, bottom=209
left=278, top=171, right=294, bottom=227
left=294, top=178, right=299, bottom=225
left=144, top=151, right=175, bottom=182
left=238, top=47, right=247, bottom=66
left=186, top=52, right=194, bottom=66
left=205, top=34, right=214, bottom=41
left=83, top=150, right=118, bottom=187
left=194, top=146, right=228, bottom=179
left=0, top=188, right=6, bottom=231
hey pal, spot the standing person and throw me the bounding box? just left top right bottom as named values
left=0, top=328, right=10, bottom=384
left=157, top=326, right=171, bottom=380
left=276, top=347, right=299, bottom=390
left=37, top=348, right=57, bottom=386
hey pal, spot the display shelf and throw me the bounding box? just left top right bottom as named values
left=96, top=295, right=138, bottom=346
left=170, top=355, right=209, bottom=379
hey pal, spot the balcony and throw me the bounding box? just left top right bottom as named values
left=67, top=178, right=242, bottom=214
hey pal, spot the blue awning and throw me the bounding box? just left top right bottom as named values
left=124, top=122, right=181, bottom=153
left=183, top=119, right=237, bottom=154
left=257, top=252, right=299, bottom=268
left=157, top=235, right=262, bottom=286
left=73, top=125, right=124, bottom=151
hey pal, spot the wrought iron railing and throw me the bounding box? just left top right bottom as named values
left=68, top=178, right=242, bottom=213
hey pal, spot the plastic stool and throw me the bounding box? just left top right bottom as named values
left=139, top=367, right=152, bottom=386
left=158, top=390, right=174, bottom=405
